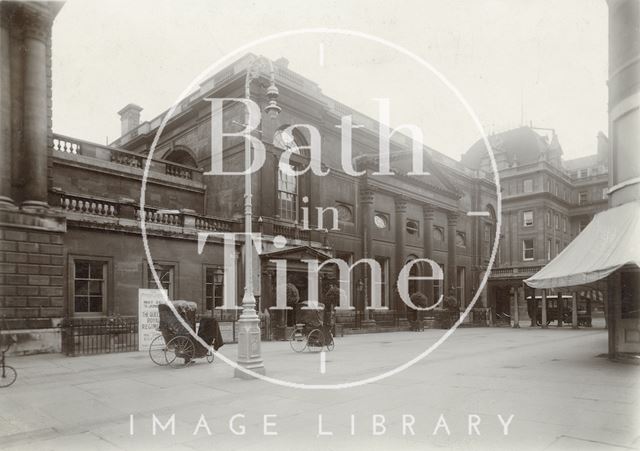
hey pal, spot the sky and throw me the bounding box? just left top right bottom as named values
left=51, top=0, right=609, bottom=161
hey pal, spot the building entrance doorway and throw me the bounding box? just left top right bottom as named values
left=494, top=286, right=512, bottom=325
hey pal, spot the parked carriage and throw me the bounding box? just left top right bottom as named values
left=149, top=300, right=223, bottom=367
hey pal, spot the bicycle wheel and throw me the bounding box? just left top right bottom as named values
left=289, top=327, right=307, bottom=353
left=0, top=365, right=17, bottom=388
left=307, top=329, right=323, bottom=353
left=148, top=335, right=168, bottom=366
left=325, top=333, right=334, bottom=352
left=166, top=336, right=195, bottom=368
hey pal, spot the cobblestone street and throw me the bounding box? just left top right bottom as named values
left=1, top=326, right=638, bottom=450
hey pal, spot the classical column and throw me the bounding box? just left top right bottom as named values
left=0, top=8, right=13, bottom=207
left=394, top=197, right=408, bottom=313
left=21, top=10, right=50, bottom=210
left=446, top=212, right=458, bottom=298
left=541, top=289, right=548, bottom=329
left=422, top=206, right=434, bottom=303
left=359, top=189, right=375, bottom=326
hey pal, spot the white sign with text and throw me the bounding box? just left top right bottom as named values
left=138, top=289, right=166, bottom=351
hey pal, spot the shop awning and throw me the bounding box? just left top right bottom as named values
left=525, top=201, right=640, bottom=289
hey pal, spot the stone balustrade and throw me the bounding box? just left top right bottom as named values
left=52, top=133, right=201, bottom=182
left=272, top=222, right=310, bottom=241
left=53, top=190, right=238, bottom=234
left=135, top=208, right=184, bottom=227
left=195, top=217, right=234, bottom=232
left=60, top=193, right=119, bottom=217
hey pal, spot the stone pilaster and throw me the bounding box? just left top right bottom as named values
left=359, top=189, right=375, bottom=325
left=394, top=197, right=408, bottom=313
left=422, top=206, right=434, bottom=303
left=447, top=211, right=458, bottom=298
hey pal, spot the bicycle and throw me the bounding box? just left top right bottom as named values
left=0, top=333, right=17, bottom=388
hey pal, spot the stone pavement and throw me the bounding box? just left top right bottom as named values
left=0, top=325, right=638, bottom=450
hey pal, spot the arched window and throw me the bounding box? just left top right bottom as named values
left=162, top=147, right=197, bottom=168
left=273, top=126, right=309, bottom=157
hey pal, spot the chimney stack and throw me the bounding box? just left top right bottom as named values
left=117, top=104, right=143, bottom=136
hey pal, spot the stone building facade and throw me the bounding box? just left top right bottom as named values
left=0, top=2, right=65, bottom=353
left=463, top=126, right=610, bottom=323
left=0, top=4, right=613, bottom=355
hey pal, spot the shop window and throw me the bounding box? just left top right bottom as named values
left=73, top=259, right=107, bottom=315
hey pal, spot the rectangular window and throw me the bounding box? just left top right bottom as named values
left=277, top=165, right=298, bottom=221
left=563, top=217, right=567, bottom=233
left=522, top=239, right=534, bottom=261
left=555, top=184, right=559, bottom=196
left=556, top=241, right=561, bottom=257
left=205, top=267, right=224, bottom=310
left=147, top=264, right=175, bottom=299
left=523, top=179, right=533, bottom=193
left=579, top=191, right=588, bottom=205
left=523, top=210, right=534, bottom=227
left=374, top=256, right=389, bottom=308
left=546, top=211, right=551, bottom=227
left=579, top=168, right=589, bottom=178
left=555, top=214, right=559, bottom=230
left=433, top=263, right=445, bottom=304
left=547, top=239, right=552, bottom=260
left=546, top=180, right=551, bottom=192
left=73, top=259, right=107, bottom=314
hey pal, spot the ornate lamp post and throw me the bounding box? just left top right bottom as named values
left=235, top=56, right=280, bottom=378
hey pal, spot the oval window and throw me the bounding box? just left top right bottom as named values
left=336, top=204, right=353, bottom=222
left=374, top=214, right=388, bottom=229
left=406, top=220, right=419, bottom=235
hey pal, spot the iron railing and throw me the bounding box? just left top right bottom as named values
left=61, top=316, right=138, bottom=356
